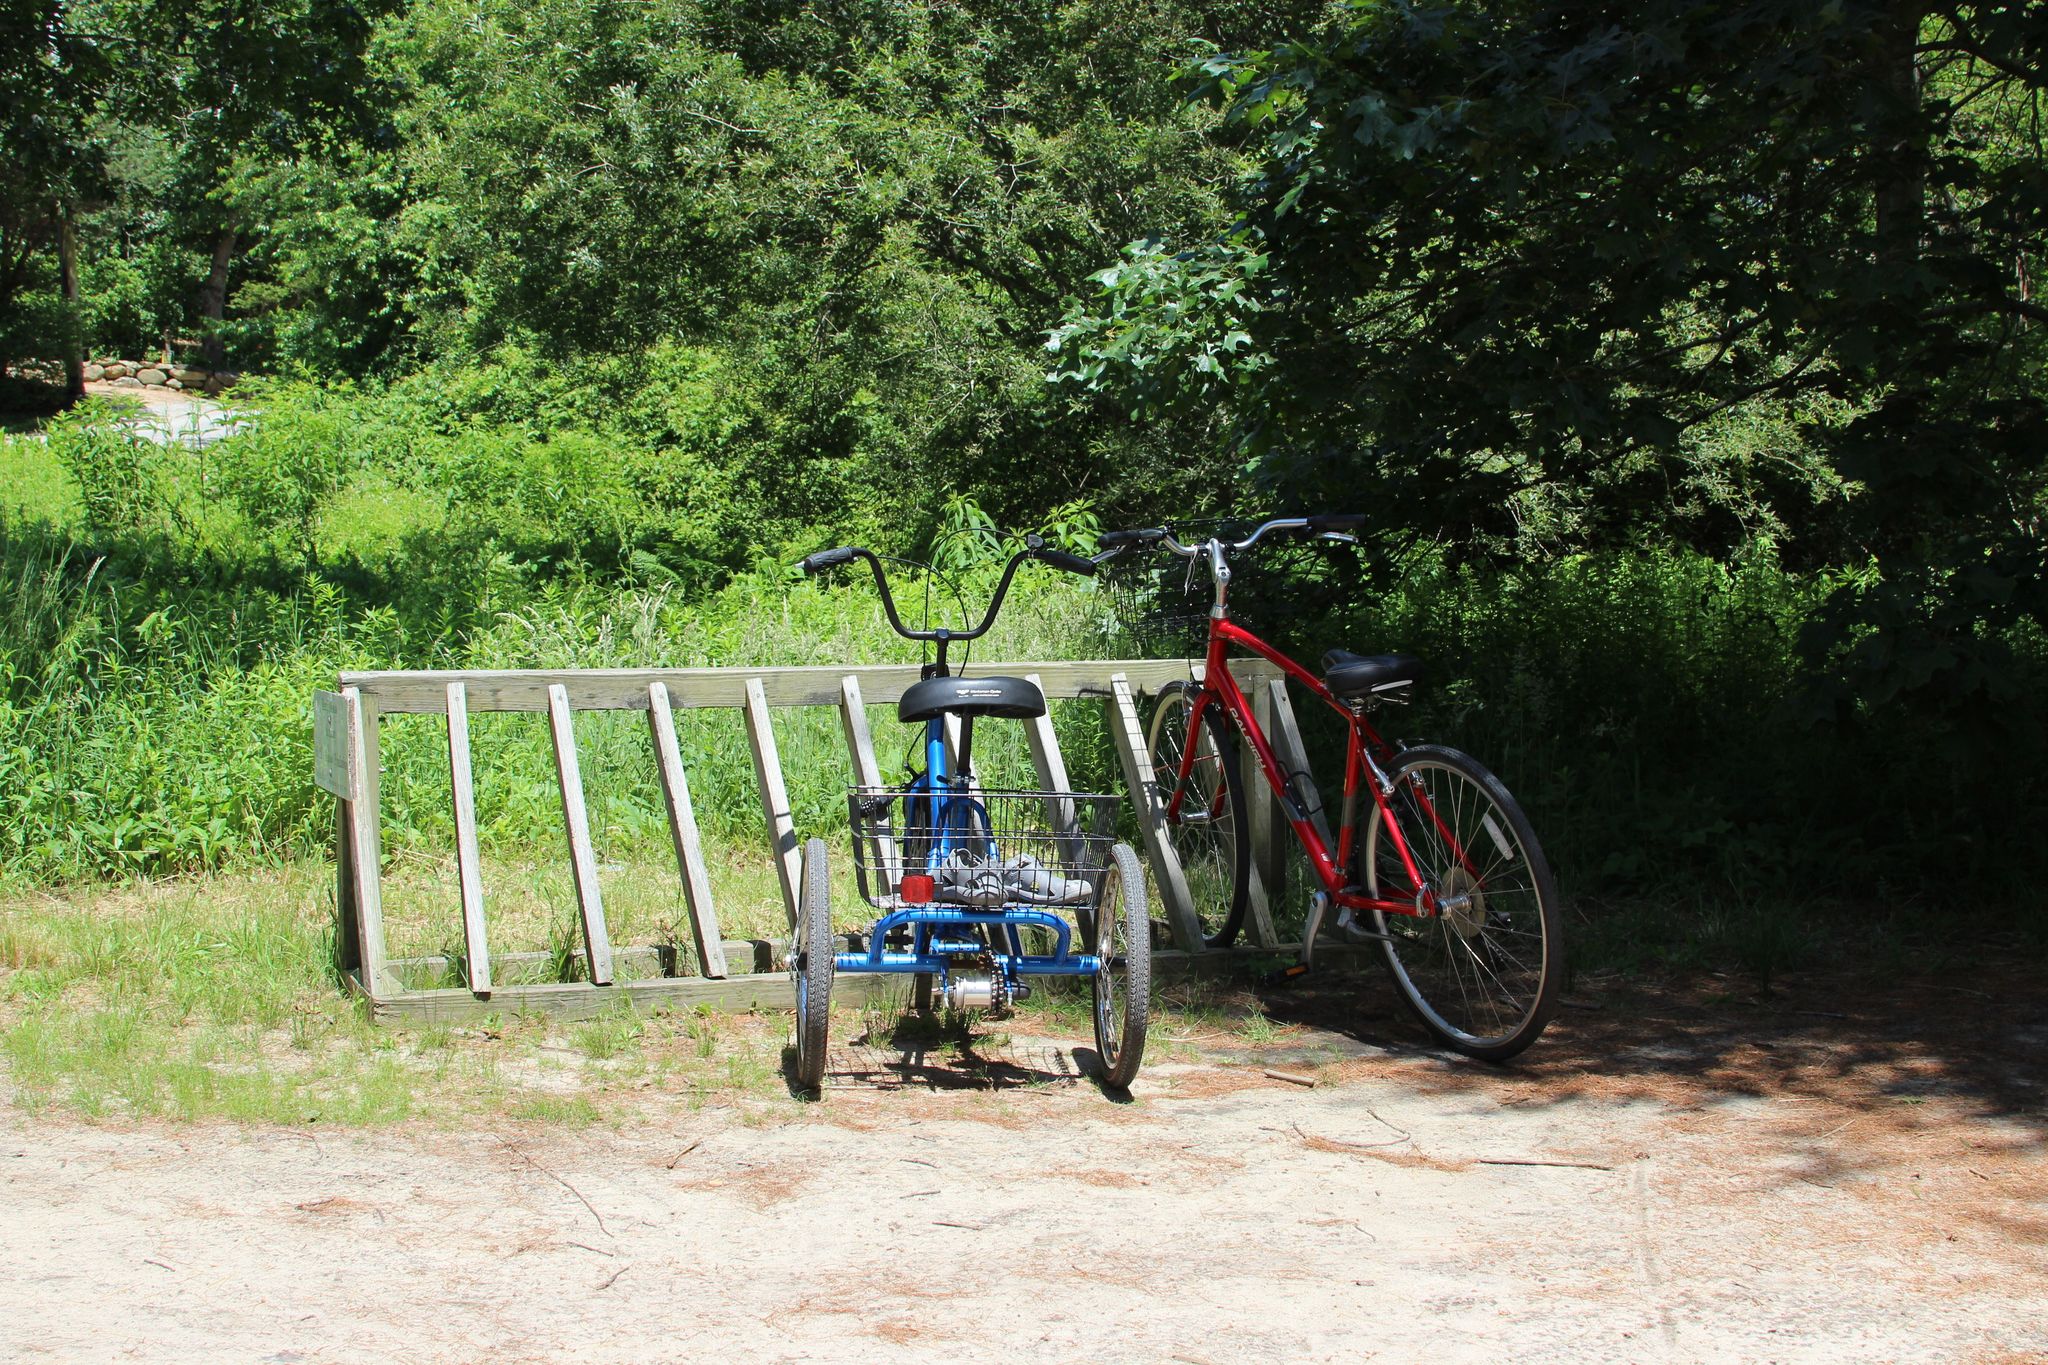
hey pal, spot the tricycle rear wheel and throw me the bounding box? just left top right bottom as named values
left=1091, top=842, right=1151, bottom=1090
left=793, top=837, right=835, bottom=1094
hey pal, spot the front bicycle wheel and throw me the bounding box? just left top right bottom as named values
left=1362, top=745, right=1562, bottom=1062
left=1146, top=681, right=1249, bottom=947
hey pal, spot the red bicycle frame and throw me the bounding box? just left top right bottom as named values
left=1165, top=618, right=1477, bottom=921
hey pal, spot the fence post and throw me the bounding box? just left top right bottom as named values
left=744, top=676, right=802, bottom=933
left=342, top=687, right=390, bottom=996
left=837, top=676, right=899, bottom=900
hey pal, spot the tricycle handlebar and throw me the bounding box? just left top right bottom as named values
left=796, top=534, right=1094, bottom=648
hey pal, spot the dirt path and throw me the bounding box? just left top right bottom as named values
left=4, top=976, right=2045, bottom=1365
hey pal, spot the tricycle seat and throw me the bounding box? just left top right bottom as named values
left=897, top=673, right=1047, bottom=723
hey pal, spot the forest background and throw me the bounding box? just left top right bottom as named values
left=3, top=0, right=2045, bottom=981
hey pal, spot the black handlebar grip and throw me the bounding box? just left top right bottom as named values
left=1097, top=528, right=1166, bottom=549
left=799, top=546, right=859, bottom=575
left=1306, top=514, right=1369, bottom=534
left=1036, top=547, right=1097, bottom=578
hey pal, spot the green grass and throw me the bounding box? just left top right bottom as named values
left=0, top=432, right=80, bottom=525
left=0, top=866, right=807, bottom=1125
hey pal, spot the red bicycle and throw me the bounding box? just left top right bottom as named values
left=1097, top=515, right=1563, bottom=1060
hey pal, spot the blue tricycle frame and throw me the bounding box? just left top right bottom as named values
left=788, top=538, right=1152, bottom=1096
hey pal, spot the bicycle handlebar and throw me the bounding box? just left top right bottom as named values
left=798, top=546, right=860, bottom=575
left=1094, top=514, right=1365, bottom=562
left=1035, top=546, right=1098, bottom=577
left=796, top=534, right=1094, bottom=645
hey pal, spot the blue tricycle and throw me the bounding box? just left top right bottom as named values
left=790, top=538, right=1151, bottom=1095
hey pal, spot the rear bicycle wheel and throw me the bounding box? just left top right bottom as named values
left=792, top=837, right=835, bottom=1094
left=1091, top=843, right=1151, bottom=1090
left=1145, top=681, right=1249, bottom=946
left=1362, top=745, right=1562, bottom=1062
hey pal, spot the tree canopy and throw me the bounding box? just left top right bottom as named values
left=1053, top=0, right=2048, bottom=722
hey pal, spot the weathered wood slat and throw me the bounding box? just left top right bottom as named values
left=646, top=682, right=728, bottom=979
left=342, top=687, right=390, bottom=996
left=1105, top=673, right=1207, bottom=953
left=445, top=682, right=493, bottom=994
left=940, top=713, right=965, bottom=777
left=1022, top=674, right=1083, bottom=867
left=1266, top=678, right=1334, bottom=848
left=358, top=972, right=828, bottom=1026
left=940, top=714, right=1021, bottom=955
left=385, top=940, right=780, bottom=987
left=836, top=676, right=898, bottom=898
left=744, top=677, right=802, bottom=932
left=354, top=942, right=1381, bottom=1026
left=547, top=683, right=615, bottom=985
left=337, top=659, right=1278, bottom=714
left=1241, top=842, right=1281, bottom=947
left=1249, top=680, right=1291, bottom=911
left=333, top=803, right=359, bottom=975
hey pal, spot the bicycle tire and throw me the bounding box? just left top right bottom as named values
left=1362, top=745, right=1562, bottom=1062
left=1092, top=842, right=1151, bottom=1090
left=1146, top=681, right=1250, bottom=947
left=793, top=837, right=835, bottom=1094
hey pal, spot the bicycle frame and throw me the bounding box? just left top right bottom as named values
left=1171, top=619, right=1479, bottom=921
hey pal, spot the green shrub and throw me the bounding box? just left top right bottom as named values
left=46, top=405, right=188, bottom=542
left=209, top=385, right=367, bottom=553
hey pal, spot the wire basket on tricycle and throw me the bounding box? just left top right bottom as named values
left=846, top=786, right=1119, bottom=912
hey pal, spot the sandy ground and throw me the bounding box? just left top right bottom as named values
left=2, top=976, right=2045, bottom=1365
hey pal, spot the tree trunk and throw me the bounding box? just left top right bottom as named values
left=1874, top=4, right=1927, bottom=271
left=197, top=228, right=237, bottom=367
left=59, top=211, right=84, bottom=400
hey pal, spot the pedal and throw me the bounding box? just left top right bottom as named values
left=1262, top=961, right=1313, bottom=989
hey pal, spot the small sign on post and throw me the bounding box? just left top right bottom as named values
left=313, top=690, right=351, bottom=798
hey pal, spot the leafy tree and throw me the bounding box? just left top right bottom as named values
left=0, top=0, right=114, bottom=382
left=1054, top=0, right=2048, bottom=724
left=98, top=0, right=396, bottom=363
left=368, top=0, right=1327, bottom=539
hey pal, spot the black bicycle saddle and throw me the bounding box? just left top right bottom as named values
left=897, top=674, right=1048, bottom=723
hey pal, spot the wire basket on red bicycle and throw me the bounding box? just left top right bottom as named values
left=846, top=786, right=1121, bottom=913
left=1099, top=517, right=1362, bottom=656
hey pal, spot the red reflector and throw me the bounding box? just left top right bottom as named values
left=900, top=874, right=935, bottom=904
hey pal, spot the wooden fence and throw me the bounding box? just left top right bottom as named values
left=314, top=659, right=1329, bottom=1024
